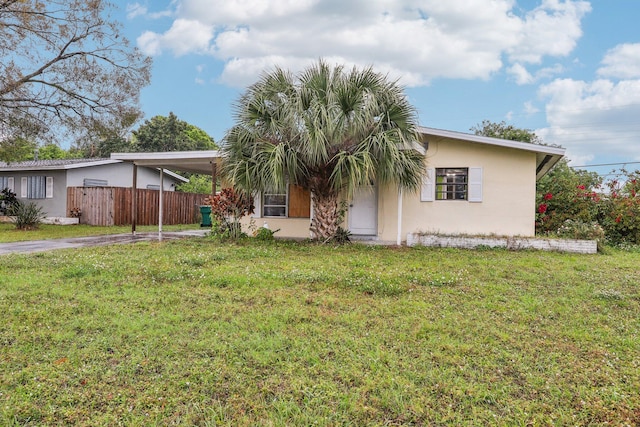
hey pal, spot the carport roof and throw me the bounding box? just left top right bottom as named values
left=110, top=151, right=222, bottom=175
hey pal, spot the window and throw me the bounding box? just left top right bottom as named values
left=421, top=167, right=482, bottom=203
left=84, top=178, right=108, bottom=187
left=263, top=190, right=287, bottom=217
left=21, top=176, right=53, bottom=199
left=436, top=168, right=468, bottom=200
left=260, top=184, right=311, bottom=218
left=0, top=177, right=14, bottom=192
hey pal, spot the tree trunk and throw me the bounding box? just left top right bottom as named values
left=310, top=192, right=340, bottom=241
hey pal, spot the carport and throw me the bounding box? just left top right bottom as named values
left=111, top=151, right=222, bottom=236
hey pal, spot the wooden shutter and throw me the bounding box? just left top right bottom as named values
left=46, top=176, right=54, bottom=198
left=21, top=177, right=28, bottom=198
left=468, top=167, right=483, bottom=202
left=421, top=168, right=435, bottom=202
left=288, top=184, right=311, bottom=218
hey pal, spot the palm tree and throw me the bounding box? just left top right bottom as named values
left=221, top=60, right=425, bottom=240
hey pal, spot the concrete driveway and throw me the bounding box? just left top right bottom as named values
left=0, top=230, right=209, bottom=255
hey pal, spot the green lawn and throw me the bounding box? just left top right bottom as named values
left=1, top=239, right=639, bottom=426
left=0, top=223, right=201, bottom=243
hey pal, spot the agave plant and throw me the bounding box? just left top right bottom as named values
left=9, top=201, right=45, bottom=230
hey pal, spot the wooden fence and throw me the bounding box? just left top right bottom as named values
left=67, top=187, right=209, bottom=226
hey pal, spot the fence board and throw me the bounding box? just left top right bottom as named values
left=67, top=187, right=208, bottom=226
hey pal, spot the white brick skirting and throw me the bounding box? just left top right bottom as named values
left=406, top=233, right=597, bottom=254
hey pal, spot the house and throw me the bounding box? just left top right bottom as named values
left=246, top=127, right=565, bottom=243
left=0, top=158, right=187, bottom=222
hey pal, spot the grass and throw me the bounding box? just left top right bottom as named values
left=0, top=223, right=201, bottom=243
left=1, top=239, right=639, bottom=426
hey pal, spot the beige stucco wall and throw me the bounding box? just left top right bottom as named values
left=238, top=135, right=538, bottom=242
left=241, top=216, right=312, bottom=239
left=375, top=136, right=537, bottom=241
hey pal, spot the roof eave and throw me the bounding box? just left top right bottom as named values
left=417, top=126, right=566, bottom=156
left=0, top=159, right=121, bottom=172
left=417, top=126, right=565, bottom=180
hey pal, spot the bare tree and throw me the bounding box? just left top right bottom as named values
left=0, top=0, right=151, bottom=142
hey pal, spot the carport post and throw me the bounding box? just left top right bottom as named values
left=131, top=163, right=137, bottom=235
left=159, top=168, right=164, bottom=237
left=397, top=187, right=403, bottom=246
left=211, top=161, right=217, bottom=195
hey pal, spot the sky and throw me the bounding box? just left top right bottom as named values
left=114, top=0, right=640, bottom=177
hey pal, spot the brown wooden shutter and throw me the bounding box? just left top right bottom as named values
left=288, top=184, right=311, bottom=218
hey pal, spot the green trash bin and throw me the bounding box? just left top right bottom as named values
left=199, top=205, right=212, bottom=227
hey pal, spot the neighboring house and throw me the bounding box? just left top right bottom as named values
left=0, top=158, right=187, bottom=219
left=246, top=127, right=565, bottom=243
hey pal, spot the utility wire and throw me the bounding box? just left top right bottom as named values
left=572, top=161, right=640, bottom=168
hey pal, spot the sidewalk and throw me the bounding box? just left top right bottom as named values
left=0, top=230, right=209, bottom=255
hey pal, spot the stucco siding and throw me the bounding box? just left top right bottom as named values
left=4, top=170, right=68, bottom=217
left=232, top=135, right=544, bottom=242
left=376, top=137, right=537, bottom=241
left=241, top=216, right=312, bottom=239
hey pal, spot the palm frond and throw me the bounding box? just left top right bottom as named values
left=221, top=59, right=424, bottom=197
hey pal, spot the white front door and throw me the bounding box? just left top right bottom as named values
left=348, top=184, right=377, bottom=235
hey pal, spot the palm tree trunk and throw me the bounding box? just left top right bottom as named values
left=310, top=192, right=340, bottom=241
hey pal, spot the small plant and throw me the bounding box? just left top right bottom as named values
left=326, top=201, right=351, bottom=244
left=254, top=225, right=280, bottom=241
left=331, top=226, right=351, bottom=244
left=8, top=201, right=46, bottom=230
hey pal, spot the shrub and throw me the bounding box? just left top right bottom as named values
left=556, top=219, right=605, bottom=241
left=0, top=188, right=19, bottom=215
left=8, top=201, right=46, bottom=230
left=537, top=163, right=640, bottom=245
left=598, top=170, right=640, bottom=245
left=254, top=225, right=279, bottom=241
left=205, top=188, right=254, bottom=240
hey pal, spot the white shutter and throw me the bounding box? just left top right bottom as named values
left=21, top=177, right=27, bottom=198
left=468, top=167, right=483, bottom=202
left=45, top=176, right=54, bottom=198
left=252, top=191, right=262, bottom=218
left=7, top=177, right=14, bottom=192
left=420, top=168, right=435, bottom=202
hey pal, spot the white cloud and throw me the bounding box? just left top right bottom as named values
left=136, top=0, right=591, bottom=87
left=598, top=43, right=640, bottom=79
left=537, top=78, right=640, bottom=163
left=508, top=63, right=564, bottom=85
left=508, top=63, right=535, bottom=85
left=508, top=0, right=591, bottom=64
left=138, top=19, right=214, bottom=56
left=126, top=3, right=148, bottom=19
left=524, top=101, right=539, bottom=115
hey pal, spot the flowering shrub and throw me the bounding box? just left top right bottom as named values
left=537, top=164, right=640, bottom=245
left=204, top=188, right=254, bottom=239
left=536, top=160, right=602, bottom=234
left=598, top=170, right=640, bottom=245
